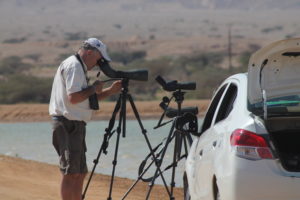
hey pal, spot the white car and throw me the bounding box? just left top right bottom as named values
left=184, top=38, right=300, bottom=200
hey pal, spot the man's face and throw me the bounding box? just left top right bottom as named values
left=92, top=50, right=102, bottom=66
left=86, top=50, right=102, bottom=70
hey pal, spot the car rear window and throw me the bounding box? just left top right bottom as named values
left=201, top=84, right=227, bottom=133
left=215, top=84, right=237, bottom=123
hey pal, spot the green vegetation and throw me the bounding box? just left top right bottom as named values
left=3, top=37, right=27, bottom=44
left=64, top=32, right=88, bottom=41
left=110, top=50, right=147, bottom=65
left=0, top=75, right=52, bottom=104
left=0, top=49, right=252, bottom=104
left=0, top=56, right=32, bottom=75
left=0, top=56, right=52, bottom=104
left=25, top=54, right=41, bottom=62
left=109, top=51, right=248, bottom=100
left=261, top=26, right=283, bottom=33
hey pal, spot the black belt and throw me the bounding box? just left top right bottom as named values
left=52, top=115, right=68, bottom=121
left=52, top=116, right=86, bottom=125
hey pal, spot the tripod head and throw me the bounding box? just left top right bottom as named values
left=155, top=95, right=199, bottom=135
left=154, top=76, right=198, bottom=134
left=175, top=112, right=198, bottom=134
left=159, top=97, right=198, bottom=118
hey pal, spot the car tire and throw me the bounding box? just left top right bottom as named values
left=183, top=172, right=191, bottom=200
left=216, top=189, right=221, bottom=200
left=214, top=180, right=221, bottom=200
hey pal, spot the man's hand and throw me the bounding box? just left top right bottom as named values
left=109, top=80, right=122, bottom=95
left=97, top=80, right=122, bottom=100
left=92, top=80, right=104, bottom=94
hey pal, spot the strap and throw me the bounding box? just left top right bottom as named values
left=75, top=54, right=90, bottom=84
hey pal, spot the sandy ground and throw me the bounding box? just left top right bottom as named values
left=0, top=100, right=209, bottom=199
left=0, top=155, right=183, bottom=200
left=0, top=100, right=209, bottom=122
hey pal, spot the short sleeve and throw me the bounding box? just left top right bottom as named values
left=64, top=63, right=86, bottom=95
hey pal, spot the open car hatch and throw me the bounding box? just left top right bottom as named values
left=248, top=38, right=300, bottom=116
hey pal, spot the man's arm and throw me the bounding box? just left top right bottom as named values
left=68, top=86, right=96, bottom=104
left=68, top=81, right=104, bottom=104
left=97, top=80, right=122, bottom=100
left=68, top=80, right=121, bottom=104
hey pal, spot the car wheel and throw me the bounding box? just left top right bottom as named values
left=183, top=172, right=191, bottom=200
left=214, top=181, right=221, bottom=200
left=216, top=189, right=221, bottom=200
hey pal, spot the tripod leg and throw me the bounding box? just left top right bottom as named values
left=82, top=96, right=122, bottom=200
left=122, top=89, right=127, bottom=138
left=169, top=131, right=182, bottom=200
left=121, top=157, right=156, bottom=200
left=107, top=105, right=124, bottom=200
left=127, top=94, right=172, bottom=197
left=122, top=138, right=172, bottom=199
left=183, top=133, right=190, bottom=157
left=145, top=122, right=176, bottom=200
left=82, top=132, right=109, bottom=199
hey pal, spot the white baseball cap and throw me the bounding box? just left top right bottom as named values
left=84, top=38, right=111, bottom=61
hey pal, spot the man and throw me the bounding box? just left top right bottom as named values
left=49, top=38, right=122, bottom=200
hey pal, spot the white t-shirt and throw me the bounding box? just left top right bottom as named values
left=49, top=55, right=93, bottom=122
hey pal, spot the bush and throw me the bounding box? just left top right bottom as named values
left=261, top=26, right=283, bottom=33
left=0, top=56, right=32, bottom=75
left=25, top=54, right=41, bottom=62
left=238, top=51, right=252, bottom=69
left=3, top=37, right=27, bottom=44
left=0, top=49, right=253, bottom=103
left=56, top=53, right=72, bottom=63
left=110, top=50, right=147, bottom=65
left=64, top=32, right=87, bottom=41
left=0, top=75, right=52, bottom=104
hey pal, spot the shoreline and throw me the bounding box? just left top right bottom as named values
left=0, top=100, right=209, bottom=122
left=0, top=101, right=202, bottom=199
left=0, top=155, right=183, bottom=199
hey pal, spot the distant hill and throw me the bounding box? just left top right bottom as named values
left=0, top=0, right=299, bottom=43
left=1, top=0, right=300, bottom=10
left=0, top=0, right=299, bottom=64
left=179, top=0, right=300, bottom=9
left=0, top=0, right=299, bottom=103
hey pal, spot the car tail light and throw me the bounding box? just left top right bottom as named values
left=230, top=129, right=273, bottom=160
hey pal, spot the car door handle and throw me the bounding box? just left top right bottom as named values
left=212, top=141, right=217, bottom=147
left=199, top=150, right=203, bottom=156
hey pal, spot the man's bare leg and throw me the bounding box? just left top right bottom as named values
left=61, top=173, right=86, bottom=200
left=75, top=174, right=87, bottom=200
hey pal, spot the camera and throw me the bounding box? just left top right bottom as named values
left=89, top=93, right=99, bottom=110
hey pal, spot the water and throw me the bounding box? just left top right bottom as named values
left=0, top=119, right=202, bottom=187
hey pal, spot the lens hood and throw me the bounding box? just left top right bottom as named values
left=156, top=75, right=196, bottom=91
left=98, top=59, right=148, bottom=81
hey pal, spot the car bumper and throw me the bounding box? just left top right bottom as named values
left=218, top=157, right=300, bottom=200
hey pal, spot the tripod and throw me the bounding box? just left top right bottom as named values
left=121, top=89, right=198, bottom=200
left=82, top=78, right=171, bottom=200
